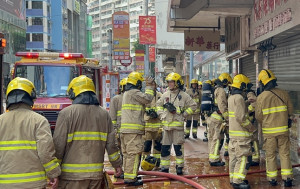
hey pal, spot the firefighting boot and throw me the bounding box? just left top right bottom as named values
left=160, top=167, right=169, bottom=173
left=192, top=133, right=197, bottom=139
left=269, top=179, right=277, bottom=186
left=284, top=178, right=293, bottom=187
left=124, top=179, right=143, bottom=186
left=176, top=165, right=183, bottom=175
left=210, top=161, right=225, bottom=166
left=203, top=131, right=208, bottom=142
left=203, top=138, right=208, bottom=142
left=232, top=181, right=250, bottom=189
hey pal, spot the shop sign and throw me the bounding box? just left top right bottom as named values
left=184, top=30, right=220, bottom=51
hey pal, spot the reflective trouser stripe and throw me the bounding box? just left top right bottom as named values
left=229, top=172, right=234, bottom=178
left=233, top=156, right=246, bottom=180
left=108, top=151, right=120, bottom=162
left=0, top=171, right=46, bottom=184
left=252, top=141, right=259, bottom=160
left=160, top=160, right=170, bottom=166
left=192, top=128, right=197, bottom=133
left=43, top=159, right=60, bottom=172
left=112, top=120, right=117, bottom=124
left=62, top=163, right=103, bottom=173
left=176, top=158, right=184, bottom=165
left=124, top=154, right=139, bottom=180
left=229, top=130, right=253, bottom=137
left=229, top=111, right=235, bottom=117
left=267, top=170, right=277, bottom=178
left=68, top=132, right=107, bottom=142
left=281, top=169, right=293, bottom=176
left=153, top=154, right=161, bottom=159
left=0, top=140, right=37, bottom=150
left=185, top=108, right=193, bottom=115
left=262, top=126, right=288, bottom=134
left=184, top=129, right=190, bottom=134
left=209, top=139, right=220, bottom=160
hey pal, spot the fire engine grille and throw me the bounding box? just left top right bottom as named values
left=35, top=111, right=59, bottom=122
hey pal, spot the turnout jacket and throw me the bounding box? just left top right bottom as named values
left=256, top=88, right=293, bottom=137
left=144, top=91, right=163, bottom=132
left=53, top=104, right=122, bottom=180
left=109, top=93, right=123, bottom=133
left=0, top=103, right=61, bottom=189
left=120, top=86, right=155, bottom=135
left=186, top=88, right=202, bottom=114
left=156, top=88, right=197, bottom=131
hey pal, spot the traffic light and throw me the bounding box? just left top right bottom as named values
left=0, top=38, right=6, bottom=48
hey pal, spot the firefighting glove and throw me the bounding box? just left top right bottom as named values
left=163, top=102, right=177, bottom=114
left=146, top=109, right=158, bottom=119
left=145, top=76, right=155, bottom=86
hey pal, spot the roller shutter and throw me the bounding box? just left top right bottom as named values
left=240, top=53, right=256, bottom=84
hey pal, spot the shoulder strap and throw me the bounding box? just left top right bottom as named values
left=269, top=90, right=286, bottom=105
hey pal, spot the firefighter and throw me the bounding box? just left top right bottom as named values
left=53, top=75, right=123, bottom=188
left=246, top=87, right=260, bottom=166
left=120, top=71, right=155, bottom=186
left=201, top=80, right=213, bottom=143
left=141, top=82, right=163, bottom=170
left=208, top=73, right=232, bottom=166
left=109, top=78, right=127, bottom=152
left=198, top=81, right=203, bottom=90
left=256, top=69, right=294, bottom=187
left=156, top=72, right=197, bottom=175
left=228, top=74, right=255, bottom=189
left=0, top=77, right=61, bottom=189
left=185, top=79, right=202, bottom=139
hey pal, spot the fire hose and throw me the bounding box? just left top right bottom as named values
left=107, top=164, right=300, bottom=189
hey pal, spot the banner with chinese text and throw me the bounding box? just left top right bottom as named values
left=139, top=16, right=156, bottom=44
left=112, top=11, right=130, bottom=60
left=149, top=46, right=155, bottom=62
left=184, top=30, right=220, bottom=51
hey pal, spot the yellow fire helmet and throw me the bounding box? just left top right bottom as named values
left=205, top=80, right=212, bottom=85
left=67, top=75, right=96, bottom=98
left=190, top=79, right=198, bottom=84
left=231, top=74, right=250, bottom=90
left=258, top=69, right=277, bottom=86
left=211, top=78, right=217, bottom=86
left=218, top=73, right=233, bottom=85
left=198, top=81, right=203, bottom=86
left=141, top=156, right=157, bottom=171
left=120, top=78, right=128, bottom=92
left=165, top=72, right=184, bottom=87
left=6, top=77, right=36, bottom=99
left=127, top=71, right=144, bottom=86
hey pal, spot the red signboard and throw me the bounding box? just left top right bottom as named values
left=149, top=47, right=155, bottom=62
left=139, top=16, right=156, bottom=44
left=135, top=50, right=145, bottom=74
left=120, top=58, right=132, bottom=67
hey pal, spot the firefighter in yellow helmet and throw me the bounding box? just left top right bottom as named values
left=0, top=77, right=61, bottom=189
left=141, top=81, right=163, bottom=171
left=228, top=74, right=255, bottom=189
left=198, top=81, right=203, bottom=90
left=109, top=78, right=128, bottom=156
left=256, top=70, right=294, bottom=187
left=185, top=79, right=202, bottom=139
left=120, top=71, right=155, bottom=186
left=200, top=80, right=212, bottom=142
left=208, top=73, right=232, bottom=166
left=245, top=83, right=260, bottom=167
left=53, top=75, right=122, bottom=188
left=156, top=72, right=197, bottom=175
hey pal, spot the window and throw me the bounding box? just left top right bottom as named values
left=32, top=34, right=43, bottom=41
left=32, top=17, right=43, bottom=25
left=26, top=33, right=30, bottom=41
left=26, top=1, right=28, bottom=9
left=32, top=1, right=43, bottom=9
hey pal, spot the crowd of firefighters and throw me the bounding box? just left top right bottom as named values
left=0, top=68, right=294, bottom=189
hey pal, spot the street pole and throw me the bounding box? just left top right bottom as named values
left=189, top=51, right=194, bottom=84
left=108, top=29, right=113, bottom=72
left=144, top=0, right=149, bottom=76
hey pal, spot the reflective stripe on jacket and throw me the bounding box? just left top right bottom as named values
left=120, top=86, right=155, bottom=134
left=144, top=92, right=162, bottom=132
left=0, top=103, right=61, bottom=189
left=156, top=89, right=197, bottom=131
left=53, top=104, right=122, bottom=180
left=256, top=88, right=293, bottom=137
left=186, top=88, right=202, bottom=115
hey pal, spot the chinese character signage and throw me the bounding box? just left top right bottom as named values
left=135, top=50, right=145, bottom=74
left=112, top=11, right=130, bottom=60
left=184, top=30, right=220, bottom=51
left=149, top=47, right=155, bottom=62
left=139, top=16, right=156, bottom=44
